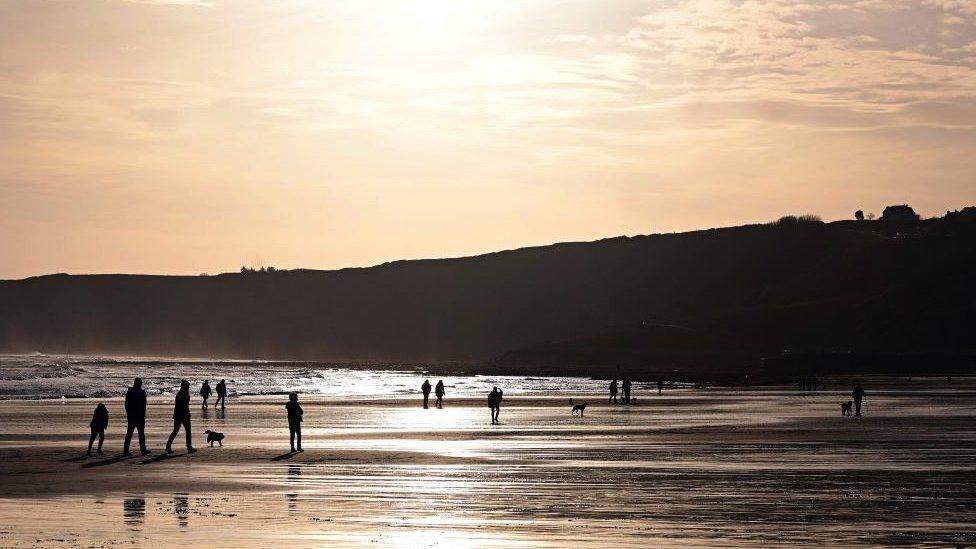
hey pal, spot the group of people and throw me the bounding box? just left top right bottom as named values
left=418, top=380, right=504, bottom=424
left=198, top=379, right=228, bottom=409
left=86, top=377, right=229, bottom=456
left=797, top=377, right=824, bottom=391
left=608, top=379, right=633, bottom=403
left=84, top=376, right=872, bottom=456
left=420, top=379, right=446, bottom=409
left=607, top=378, right=667, bottom=404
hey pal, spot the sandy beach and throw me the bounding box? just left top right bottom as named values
left=2, top=380, right=976, bottom=547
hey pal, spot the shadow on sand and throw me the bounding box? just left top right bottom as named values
left=61, top=454, right=91, bottom=463
left=271, top=451, right=298, bottom=462
left=82, top=454, right=136, bottom=468
left=141, top=452, right=190, bottom=465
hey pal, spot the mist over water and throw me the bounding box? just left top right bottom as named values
left=0, top=354, right=658, bottom=400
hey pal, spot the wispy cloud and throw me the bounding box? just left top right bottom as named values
left=1, top=0, right=975, bottom=277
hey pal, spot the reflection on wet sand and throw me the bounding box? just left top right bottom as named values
left=286, top=465, right=301, bottom=514
left=123, top=494, right=145, bottom=528
left=173, top=493, right=189, bottom=528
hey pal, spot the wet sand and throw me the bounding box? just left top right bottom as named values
left=2, top=381, right=976, bottom=547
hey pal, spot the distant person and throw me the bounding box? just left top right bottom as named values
left=608, top=380, right=618, bottom=404
left=123, top=377, right=150, bottom=456
left=421, top=379, right=432, bottom=409
left=285, top=392, right=303, bottom=452
left=852, top=383, right=866, bottom=416
left=165, top=380, right=196, bottom=454
left=622, top=379, right=632, bottom=404
left=215, top=379, right=227, bottom=409
left=434, top=380, right=445, bottom=409
left=87, top=403, right=109, bottom=455
left=200, top=380, right=212, bottom=409
left=657, top=379, right=664, bottom=395
left=488, top=386, right=504, bottom=424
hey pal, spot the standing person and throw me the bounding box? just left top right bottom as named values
left=434, top=380, right=445, bottom=409
left=123, top=378, right=150, bottom=456
left=488, top=386, right=503, bottom=424
left=285, top=392, right=303, bottom=452
left=622, top=379, right=632, bottom=404
left=421, top=379, right=432, bottom=409
left=215, top=379, right=227, bottom=410
left=199, top=380, right=212, bottom=409
left=657, top=379, right=664, bottom=395
left=852, top=383, right=866, bottom=416
left=87, top=403, right=109, bottom=455
left=165, top=380, right=196, bottom=454
left=609, top=380, right=618, bottom=404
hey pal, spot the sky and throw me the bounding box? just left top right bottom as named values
left=2, top=0, right=976, bottom=279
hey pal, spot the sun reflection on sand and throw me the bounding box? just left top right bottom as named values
left=2, top=384, right=976, bottom=547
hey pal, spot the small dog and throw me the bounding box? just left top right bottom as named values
left=841, top=401, right=853, bottom=416
left=570, top=398, right=588, bottom=416
left=204, top=430, right=225, bottom=447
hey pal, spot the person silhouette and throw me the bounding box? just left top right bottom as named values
left=488, top=386, right=503, bottom=424
left=165, top=380, right=196, bottom=454
left=657, top=379, right=664, bottom=395
left=200, top=380, right=212, bottom=409
left=609, top=380, right=618, bottom=404
left=285, top=392, right=303, bottom=452
left=622, top=379, right=632, bottom=404
left=434, top=380, right=445, bottom=408
left=123, top=377, right=151, bottom=456
left=87, top=403, right=109, bottom=455
left=421, top=379, right=432, bottom=409
left=852, top=383, right=866, bottom=416
left=215, top=379, right=227, bottom=409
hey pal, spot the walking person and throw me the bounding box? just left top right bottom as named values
left=87, top=403, right=109, bottom=455
left=488, top=386, right=503, bottom=424
left=421, top=379, right=432, bottom=409
left=285, top=392, right=303, bottom=452
left=434, top=380, right=445, bottom=409
left=622, top=379, right=632, bottom=404
left=165, top=380, right=196, bottom=454
left=852, top=383, right=866, bottom=416
left=123, top=377, right=151, bottom=456
left=657, top=379, right=664, bottom=395
left=215, top=379, right=227, bottom=410
left=200, top=380, right=212, bottom=409
left=609, top=380, right=618, bottom=404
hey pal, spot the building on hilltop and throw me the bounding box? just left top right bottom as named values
left=880, top=204, right=920, bottom=222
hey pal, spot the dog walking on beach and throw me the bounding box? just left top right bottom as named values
left=204, top=430, right=225, bottom=447
left=570, top=398, right=588, bottom=416
left=841, top=401, right=853, bottom=416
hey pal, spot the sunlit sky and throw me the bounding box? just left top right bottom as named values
left=2, top=0, right=976, bottom=278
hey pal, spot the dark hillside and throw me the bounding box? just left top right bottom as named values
left=2, top=214, right=974, bottom=379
